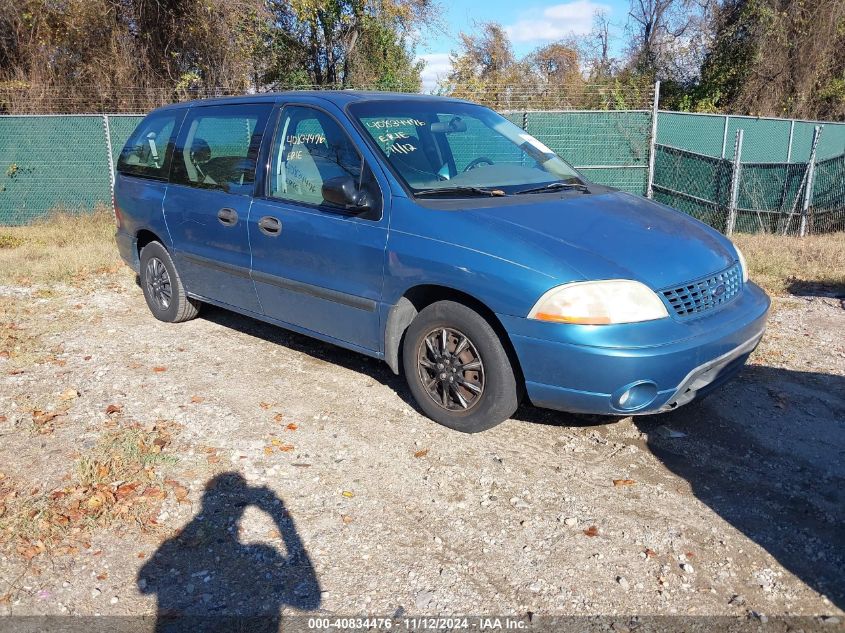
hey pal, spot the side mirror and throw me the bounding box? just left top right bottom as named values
left=322, top=176, right=371, bottom=212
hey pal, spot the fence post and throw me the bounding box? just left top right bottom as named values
left=786, top=120, right=795, bottom=163
left=720, top=115, right=730, bottom=159
left=645, top=80, right=660, bottom=200
left=799, top=125, right=823, bottom=237
left=102, top=114, right=116, bottom=203
left=645, top=80, right=661, bottom=199
left=726, top=128, right=744, bottom=236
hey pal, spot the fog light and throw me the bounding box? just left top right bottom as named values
left=612, top=381, right=658, bottom=411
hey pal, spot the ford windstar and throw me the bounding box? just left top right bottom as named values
left=114, top=92, right=770, bottom=432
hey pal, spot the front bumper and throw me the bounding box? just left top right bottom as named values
left=500, top=281, right=771, bottom=415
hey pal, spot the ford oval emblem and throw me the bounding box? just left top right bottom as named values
left=712, top=283, right=727, bottom=297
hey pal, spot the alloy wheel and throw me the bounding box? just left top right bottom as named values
left=145, top=256, right=172, bottom=311
left=417, top=327, right=485, bottom=411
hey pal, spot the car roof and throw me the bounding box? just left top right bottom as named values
left=151, top=90, right=470, bottom=113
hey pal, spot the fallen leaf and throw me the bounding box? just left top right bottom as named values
left=645, top=548, right=657, bottom=558
left=285, top=422, right=298, bottom=431
left=278, top=443, right=294, bottom=452
left=413, top=449, right=429, bottom=458
left=583, top=525, right=599, bottom=537
left=96, top=572, right=108, bottom=581
left=8, top=370, right=24, bottom=376
left=59, top=389, right=79, bottom=401
left=341, top=514, right=354, bottom=524
left=152, top=366, right=167, bottom=373
left=190, top=396, right=204, bottom=404
left=32, top=410, right=61, bottom=425
left=263, top=447, right=274, bottom=456
left=259, top=401, right=271, bottom=410
left=83, top=355, right=92, bottom=361
left=267, top=529, right=281, bottom=539
left=137, top=552, right=146, bottom=559
left=613, top=479, right=637, bottom=487
left=86, top=493, right=106, bottom=510
left=0, top=415, right=6, bottom=423
left=173, top=486, right=189, bottom=502
left=105, top=404, right=123, bottom=415
left=115, top=483, right=138, bottom=499
left=342, top=491, right=354, bottom=498
left=273, top=413, right=284, bottom=422
left=153, top=436, right=169, bottom=450
left=686, top=551, right=695, bottom=558
left=207, top=454, right=220, bottom=464
left=142, top=486, right=166, bottom=500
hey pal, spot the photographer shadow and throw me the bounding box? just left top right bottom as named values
left=138, top=472, right=320, bottom=632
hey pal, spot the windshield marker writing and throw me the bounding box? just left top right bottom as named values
left=366, top=118, right=426, bottom=129
left=389, top=142, right=416, bottom=155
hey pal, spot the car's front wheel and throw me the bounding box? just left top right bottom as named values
left=139, top=241, right=200, bottom=323
left=402, top=300, right=520, bottom=432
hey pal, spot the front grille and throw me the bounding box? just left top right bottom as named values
left=660, top=263, right=742, bottom=318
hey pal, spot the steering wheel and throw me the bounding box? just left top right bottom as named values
left=463, top=157, right=494, bottom=172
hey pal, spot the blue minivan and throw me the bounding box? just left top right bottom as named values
left=114, top=92, right=770, bottom=432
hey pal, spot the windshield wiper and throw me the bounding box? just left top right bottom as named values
left=414, top=186, right=507, bottom=198
left=514, top=181, right=590, bottom=195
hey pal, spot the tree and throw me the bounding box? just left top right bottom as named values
left=264, top=0, right=433, bottom=90
left=695, top=0, right=845, bottom=118
left=0, top=0, right=433, bottom=112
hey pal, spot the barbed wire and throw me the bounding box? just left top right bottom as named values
left=0, top=81, right=656, bottom=114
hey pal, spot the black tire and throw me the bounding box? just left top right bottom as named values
left=139, top=241, right=200, bottom=323
left=402, top=300, right=520, bottom=433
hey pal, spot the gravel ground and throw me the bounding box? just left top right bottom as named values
left=0, top=270, right=843, bottom=622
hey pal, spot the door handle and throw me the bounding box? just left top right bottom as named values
left=217, top=207, right=239, bottom=226
left=258, top=216, right=282, bottom=237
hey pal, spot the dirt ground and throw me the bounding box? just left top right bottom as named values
left=0, top=266, right=843, bottom=623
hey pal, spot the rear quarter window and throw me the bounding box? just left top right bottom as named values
left=117, top=110, right=184, bottom=180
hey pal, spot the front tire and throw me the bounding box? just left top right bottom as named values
left=402, top=301, right=520, bottom=432
left=139, top=241, right=200, bottom=323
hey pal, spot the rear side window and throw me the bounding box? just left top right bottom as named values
left=171, top=104, right=272, bottom=195
left=117, top=110, right=184, bottom=180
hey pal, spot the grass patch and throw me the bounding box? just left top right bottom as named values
left=0, top=205, right=121, bottom=285
left=0, top=426, right=177, bottom=560
left=734, top=232, right=845, bottom=296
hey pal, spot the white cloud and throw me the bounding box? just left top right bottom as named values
left=418, top=53, right=453, bottom=93
left=505, top=0, right=611, bottom=43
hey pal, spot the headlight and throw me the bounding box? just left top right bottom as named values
left=528, top=280, right=669, bottom=325
left=735, top=245, right=749, bottom=282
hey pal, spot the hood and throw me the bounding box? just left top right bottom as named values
left=464, top=191, right=737, bottom=289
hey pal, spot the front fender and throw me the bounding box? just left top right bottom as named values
left=382, top=230, right=560, bottom=317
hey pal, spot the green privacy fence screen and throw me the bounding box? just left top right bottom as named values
left=507, top=110, right=652, bottom=193
left=653, top=145, right=845, bottom=235
left=657, top=111, right=845, bottom=162
left=0, top=108, right=843, bottom=233
left=0, top=114, right=142, bottom=225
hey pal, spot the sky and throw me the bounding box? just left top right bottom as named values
left=415, top=0, right=630, bottom=92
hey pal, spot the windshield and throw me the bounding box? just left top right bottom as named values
left=349, top=100, right=584, bottom=195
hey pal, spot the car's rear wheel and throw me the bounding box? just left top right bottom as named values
left=139, top=241, right=200, bottom=323
left=402, top=300, right=520, bottom=432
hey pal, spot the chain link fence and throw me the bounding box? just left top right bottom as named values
left=0, top=114, right=142, bottom=225
left=654, top=122, right=845, bottom=236
left=0, top=83, right=843, bottom=234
